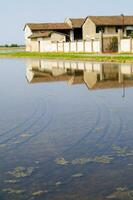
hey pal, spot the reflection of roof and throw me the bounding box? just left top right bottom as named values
left=87, top=80, right=133, bottom=90
left=68, top=76, right=84, bottom=85
left=84, top=71, right=98, bottom=89
left=29, top=31, right=66, bottom=39
left=26, top=69, right=70, bottom=84
left=52, top=68, right=66, bottom=76
left=26, top=68, right=84, bottom=85
left=89, top=16, right=133, bottom=26
left=69, top=18, right=86, bottom=28
left=26, top=23, right=71, bottom=31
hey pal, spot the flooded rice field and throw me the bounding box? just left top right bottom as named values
left=0, top=48, right=25, bottom=53
left=0, top=58, right=133, bottom=200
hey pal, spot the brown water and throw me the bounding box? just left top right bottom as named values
left=0, top=59, right=133, bottom=200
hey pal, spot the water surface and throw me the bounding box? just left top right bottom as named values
left=0, top=59, right=133, bottom=200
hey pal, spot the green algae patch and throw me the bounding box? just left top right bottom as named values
left=94, top=155, right=114, bottom=164
left=116, top=187, right=128, bottom=192
left=32, top=190, right=44, bottom=196
left=106, top=187, right=133, bottom=199
left=113, top=145, right=133, bottom=157
left=4, top=180, right=18, bottom=184
left=55, top=155, right=114, bottom=166
left=72, top=155, right=114, bottom=165
left=0, top=144, right=7, bottom=148
left=112, top=145, right=127, bottom=155
left=71, top=157, right=93, bottom=165
left=2, top=188, right=25, bottom=194
left=72, top=173, right=83, bottom=178
left=7, top=166, right=34, bottom=178
left=55, top=155, right=114, bottom=167
left=55, top=182, right=62, bottom=186
left=55, top=158, right=69, bottom=166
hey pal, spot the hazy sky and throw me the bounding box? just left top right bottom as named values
left=0, top=0, right=133, bottom=44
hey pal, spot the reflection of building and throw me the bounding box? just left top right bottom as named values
left=26, top=59, right=133, bottom=90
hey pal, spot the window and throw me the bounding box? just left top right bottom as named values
left=115, top=26, right=122, bottom=33
left=126, top=30, right=133, bottom=36
left=96, top=26, right=105, bottom=33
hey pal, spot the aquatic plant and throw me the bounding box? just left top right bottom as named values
left=94, top=155, right=114, bottom=164
left=55, top=182, right=62, bottom=186
left=71, top=155, right=114, bottom=165
left=4, top=180, right=18, bottom=184
left=32, top=190, right=44, bottom=196
left=116, top=187, right=128, bottom=192
left=106, top=187, right=133, bottom=199
left=7, top=166, right=34, bottom=178
left=55, top=158, right=69, bottom=165
left=2, top=188, right=25, bottom=194
left=55, top=155, right=114, bottom=167
left=113, top=145, right=133, bottom=157
left=72, top=173, right=83, bottom=178
left=113, top=145, right=127, bottom=155
left=71, top=157, right=93, bottom=165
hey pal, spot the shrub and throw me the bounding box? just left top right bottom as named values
left=130, top=32, right=133, bottom=38
left=10, top=44, right=18, bottom=47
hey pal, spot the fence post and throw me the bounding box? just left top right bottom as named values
left=69, top=41, right=71, bottom=52
left=130, top=38, right=132, bottom=53
left=99, top=31, right=103, bottom=53
left=83, top=40, right=85, bottom=52
left=118, top=29, right=122, bottom=53
left=56, top=42, right=58, bottom=52
left=63, top=41, right=64, bottom=52
left=76, top=40, right=78, bottom=52
left=91, top=39, right=93, bottom=52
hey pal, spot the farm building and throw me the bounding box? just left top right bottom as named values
left=24, top=15, right=133, bottom=53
